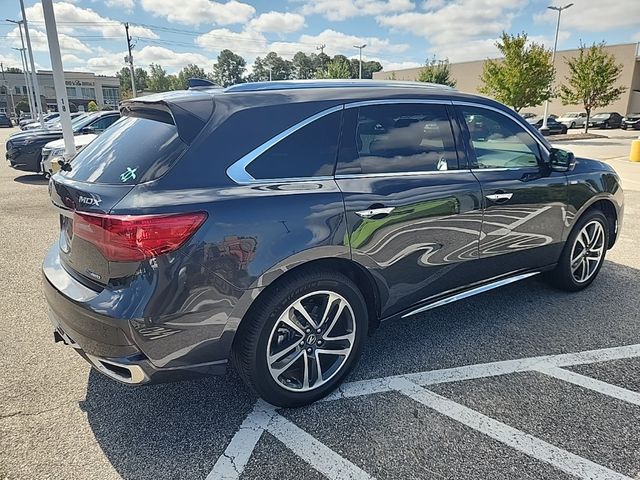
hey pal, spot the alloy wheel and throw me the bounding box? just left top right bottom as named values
left=266, top=291, right=356, bottom=392
left=570, top=220, right=605, bottom=283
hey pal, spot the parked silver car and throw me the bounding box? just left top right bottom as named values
left=557, top=112, right=587, bottom=129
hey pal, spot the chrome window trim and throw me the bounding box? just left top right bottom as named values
left=344, top=98, right=453, bottom=109
left=451, top=100, right=550, bottom=155
left=335, top=170, right=471, bottom=180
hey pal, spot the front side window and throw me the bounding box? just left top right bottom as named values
left=337, top=103, right=458, bottom=175
left=89, top=115, right=119, bottom=131
left=245, top=110, right=341, bottom=180
left=461, top=106, right=541, bottom=169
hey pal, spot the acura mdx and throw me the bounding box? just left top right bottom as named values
left=43, top=80, right=624, bottom=406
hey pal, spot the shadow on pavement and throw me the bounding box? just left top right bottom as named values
left=83, top=260, right=639, bottom=479
left=13, top=174, right=48, bottom=185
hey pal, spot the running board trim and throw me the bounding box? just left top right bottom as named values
left=401, top=272, right=540, bottom=318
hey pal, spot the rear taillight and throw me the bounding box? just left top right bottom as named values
left=73, top=211, right=207, bottom=262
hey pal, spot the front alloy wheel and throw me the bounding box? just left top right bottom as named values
left=570, top=220, right=605, bottom=284
left=267, top=291, right=356, bottom=392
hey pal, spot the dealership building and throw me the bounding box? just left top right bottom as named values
left=374, top=42, right=640, bottom=116
left=0, top=70, right=120, bottom=114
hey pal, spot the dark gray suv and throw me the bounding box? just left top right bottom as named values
left=43, top=80, right=623, bottom=406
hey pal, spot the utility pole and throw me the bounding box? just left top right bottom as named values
left=42, top=0, right=75, bottom=160
left=19, top=0, right=45, bottom=126
left=7, top=20, right=36, bottom=119
left=124, top=23, right=137, bottom=97
left=354, top=44, right=367, bottom=79
left=12, top=48, right=34, bottom=118
left=0, top=62, right=16, bottom=118
left=541, top=3, right=573, bottom=133
left=316, top=44, right=326, bottom=55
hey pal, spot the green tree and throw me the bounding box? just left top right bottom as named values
left=348, top=59, right=382, bottom=79
left=87, top=100, right=98, bottom=112
left=417, top=57, right=456, bottom=87
left=559, top=42, right=627, bottom=133
left=147, top=64, right=172, bottom=92
left=173, top=64, right=208, bottom=90
left=311, top=52, right=330, bottom=77
left=292, top=52, right=315, bottom=79
left=479, top=32, right=554, bottom=112
left=316, top=56, right=352, bottom=79
left=14, top=100, right=29, bottom=115
left=386, top=71, right=397, bottom=80
left=212, top=49, right=246, bottom=87
left=116, top=67, right=149, bottom=96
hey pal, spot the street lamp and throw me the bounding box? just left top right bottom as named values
left=354, top=44, right=367, bottom=79
left=541, top=3, right=573, bottom=133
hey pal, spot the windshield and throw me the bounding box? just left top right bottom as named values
left=592, top=113, right=610, bottom=119
left=564, top=113, right=578, bottom=118
left=71, top=113, right=101, bottom=132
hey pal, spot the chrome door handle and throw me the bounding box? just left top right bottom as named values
left=355, top=207, right=395, bottom=218
left=485, top=192, right=513, bottom=202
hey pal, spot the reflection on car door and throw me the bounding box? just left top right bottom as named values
left=456, top=104, right=568, bottom=277
left=336, top=102, right=484, bottom=317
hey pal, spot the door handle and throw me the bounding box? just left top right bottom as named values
left=485, top=192, right=513, bottom=203
left=355, top=206, right=395, bottom=219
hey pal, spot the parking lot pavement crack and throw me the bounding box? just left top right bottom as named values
left=0, top=404, right=68, bottom=421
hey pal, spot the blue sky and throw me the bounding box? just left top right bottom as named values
left=1, top=0, right=638, bottom=76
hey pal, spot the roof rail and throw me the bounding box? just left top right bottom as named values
left=224, top=79, right=456, bottom=93
left=188, top=78, right=218, bottom=89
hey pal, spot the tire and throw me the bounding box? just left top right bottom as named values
left=232, top=269, right=368, bottom=407
left=603, top=121, right=609, bottom=129
left=549, top=209, right=609, bottom=292
left=570, top=122, right=575, bottom=128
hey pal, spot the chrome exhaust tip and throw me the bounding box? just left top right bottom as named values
left=85, top=354, right=147, bottom=384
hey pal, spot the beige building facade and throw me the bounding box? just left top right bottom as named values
left=374, top=43, right=640, bottom=116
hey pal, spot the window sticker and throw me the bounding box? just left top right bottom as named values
left=120, top=167, right=137, bottom=183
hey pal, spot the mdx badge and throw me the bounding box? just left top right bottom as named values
left=78, top=194, right=102, bottom=207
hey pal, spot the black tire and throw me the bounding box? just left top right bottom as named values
left=570, top=122, right=575, bottom=128
left=603, top=121, right=609, bottom=129
left=232, top=269, right=368, bottom=407
left=549, top=209, right=609, bottom=292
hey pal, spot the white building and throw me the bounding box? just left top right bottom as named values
left=1, top=69, right=120, bottom=114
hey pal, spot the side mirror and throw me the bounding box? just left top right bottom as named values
left=549, top=147, right=576, bottom=172
left=81, top=126, right=95, bottom=134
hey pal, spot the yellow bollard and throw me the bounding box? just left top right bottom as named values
left=631, top=138, right=640, bottom=162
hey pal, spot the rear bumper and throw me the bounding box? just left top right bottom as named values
left=42, top=246, right=229, bottom=385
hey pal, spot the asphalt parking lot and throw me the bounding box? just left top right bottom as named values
left=1, top=126, right=640, bottom=480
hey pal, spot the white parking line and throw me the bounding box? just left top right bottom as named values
left=392, top=377, right=633, bottom=480
left=536, top=366, right=640, bottom=407
left=209, top=343, right=640, bottom=480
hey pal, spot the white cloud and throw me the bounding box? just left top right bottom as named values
left=196, top=28, right=268, bottom=57
left=62, top=53, right=84, bottom=65
left=378, top=0, right=528, bottom=62
left=86, top=46, right=214, bottom=75
left=140, top=0, right=255, bottom=26
left=7, top=26, right=91, bottom=54
left=302, top=0, right=415, bottom=21
left=249, top=12, right=306, bottom=34
left=24, top=2, right=157, bottom=39
left=104, top=0, right=135, bottom=12
left=298, top=29, right=410, bottom=55
left=534, top=1, right=640, bottom=32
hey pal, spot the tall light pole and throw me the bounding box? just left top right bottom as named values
left=124, top=23, right=137, bottom=97
left=7, top=20, right=37, bottom=119
left=541, top=3, right=573, bottom=132
left=42, top=0, right=75, bottom=160
left=19, top=0, right=45, bottom=126
left=354, top=44, right=367, bottom=79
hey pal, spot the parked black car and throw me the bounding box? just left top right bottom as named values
left=589, top=112, right=623, bottom=129
left=6, top=111, right=120, bottom=173
left=0, top=113, right=12, bottom=128
left=43, top=81, right=624, bottom=407
left=621, top=113, right=640, bottom=130
left=527, top=116, right=568, bottom=135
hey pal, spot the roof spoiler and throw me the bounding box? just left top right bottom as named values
left=120, top=90, right=215, bottom=144
left=188, top=78, right=218, bottom=89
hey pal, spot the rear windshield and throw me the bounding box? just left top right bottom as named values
left=61, top=115, right=187, bottom=184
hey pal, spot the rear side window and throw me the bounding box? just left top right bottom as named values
left=62, top=115, right=187, bottom=184
left=245, top=110, right=341, bottom=180
left=337, top=103, right=458, bottom=175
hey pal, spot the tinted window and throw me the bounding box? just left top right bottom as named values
left=461, top=106, right=541, bottom=169
left=62, top=115, right=187, bottom=184
left=337, top=103, right=458, bottom=175
left=89, top=115, right=119, bottom=131
left=246, top=110, right=341, bottom=179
